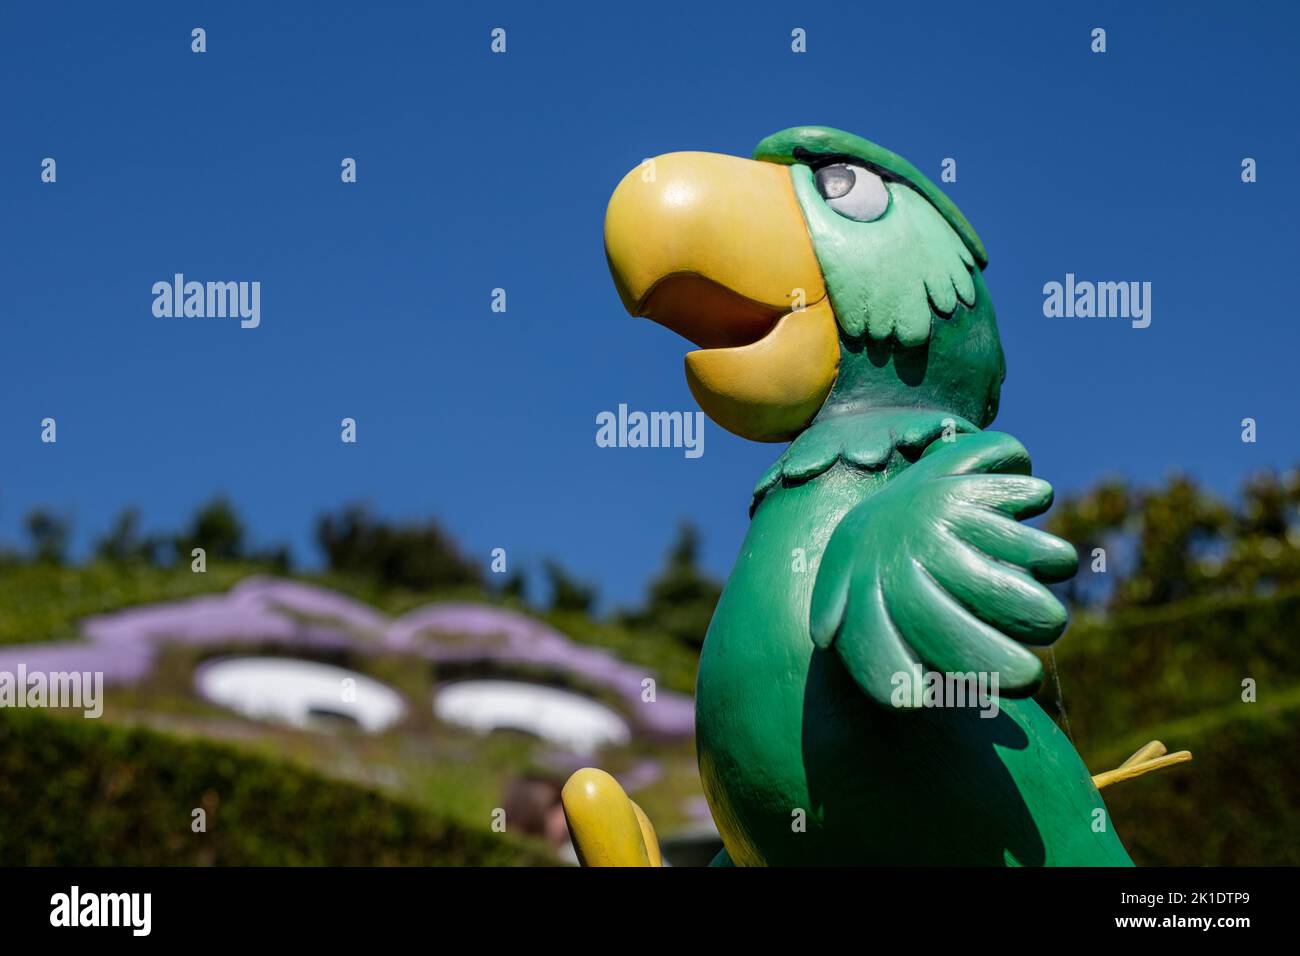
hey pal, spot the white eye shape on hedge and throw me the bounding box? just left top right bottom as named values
left=433, top=680, right=632, bottom=755
left=196, top=657, right=405, bottom=733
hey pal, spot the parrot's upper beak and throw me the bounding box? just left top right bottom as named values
left=604, top=152, right=839, bottom=442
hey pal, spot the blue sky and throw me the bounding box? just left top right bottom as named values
left=1, top=1, right=1296, bottom=607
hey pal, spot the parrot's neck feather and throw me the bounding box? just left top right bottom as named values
left=750, top=406, right=979, bottom=513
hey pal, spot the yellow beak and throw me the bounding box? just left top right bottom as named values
left=604, top=152, right=839, bottom=442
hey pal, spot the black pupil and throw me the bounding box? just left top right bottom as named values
left=816, top=165, right=856, bottom=200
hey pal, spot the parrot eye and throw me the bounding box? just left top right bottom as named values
left=814, top=163, right=890, bottom=222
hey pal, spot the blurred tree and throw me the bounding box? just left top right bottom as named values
left=498, top=569, right=529, bottom=603
left=316, top=503, right=481, bottom=592
left=175, top=497, right=246, bottom=562
left=1051, top=469, right=1300, bottom=610
left=543, top=559, right=596, bottom=614
left=252, top=543, right=293, bottom=575
left=25, top=509, right=70, bottom=565
left=1045, top=478, right=1133, bottom=608
left=1117, top=475, right=1230, bottom=607
left=94, top=508, right=146, bottom=562
left=92, top=507, right=169, bottom=564
left=620, top=522, right=722, bottom=648
left=1214, top=468, right=1300, bottom=597
left=1238, top=469, right=1296, bottom=540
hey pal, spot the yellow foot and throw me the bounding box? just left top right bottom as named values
left=561, top=768, right=663, bottom=867
left=1091, top=740, right=1192, bottom=791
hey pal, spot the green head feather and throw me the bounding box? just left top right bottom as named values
left=755, top=126, right=1005, bottom=429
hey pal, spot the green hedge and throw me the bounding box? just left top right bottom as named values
left=0, top=564, right=702, bottom=694
left=0, top=562, right=260, bottom=647
left=1037, top=586, right=1300, bottom=745
left=0, top=710, right=553, bottom=866
left=1035, top=587, right=1300, bottom=866
left=1098, top=689, right=1300, bottom=866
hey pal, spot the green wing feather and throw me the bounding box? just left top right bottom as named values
left=809, top=430, right=1078, bottom=707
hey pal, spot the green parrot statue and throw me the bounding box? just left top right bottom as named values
left=574, top=126, right=1188, bottom=867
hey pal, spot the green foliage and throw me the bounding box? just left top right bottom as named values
left=1039, top=467, right=1300, bottom=865
left=0, top=558, right=703, bottom=696
left=1039, top=587, right=1299, bottom=746
left=1048, top=467, right=1300, bottom=609
left=542, top=559, right=597, bottom=614
left=1218, top=470, right=1300, bottom=594
left=4, top=470, right=1291, bottom=866
left=543, top=608, right=699, bottom=695
left=174, top=497, right=246, bottom=563
left=1045, top=478, right=1131, bottom=606
left=1096, top=689, right=1300, bottom=866
left=498, top=569, right=528, bottom=601
left=0, top=709, right=553, bottom=866
left=0, top=561, right=260, bottom=646
left=93, top=508, right=158, bottom=564
left=1119, top=476, right=1231, bottom=606
left=619, top=522, right=722, bottom=649
left=1237, top=469, right=1299, bottom=539
left=24, top=509, right=70, bottom=565
left=316, top=503, right=481, bottom=592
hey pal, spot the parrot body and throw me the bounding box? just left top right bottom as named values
left=696, top=419, right=1130, bottom=865
left=599, top=126, right=1137, bottom=865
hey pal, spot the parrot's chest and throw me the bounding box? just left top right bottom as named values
left=695, top=465, right=878, bottom=864
left=695, top=464, right=1129, bottom=866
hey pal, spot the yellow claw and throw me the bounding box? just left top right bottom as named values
left=630, top=800, right=663, bottom=868
left=1092, top=740, right=1192, bottom=791
left=561, top=768, right=662, bottom=867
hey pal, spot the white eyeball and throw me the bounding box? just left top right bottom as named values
left=814, top=163, right=890, bottom=222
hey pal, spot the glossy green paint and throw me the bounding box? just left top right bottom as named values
left=789, top=165, right=976, bottom=346
left=753, top=125, right=987, bottom=268
left=796, top=266, right=1005, bottom=437
left=698, top=421, right=1131, bottom=865
left=625, top=125, right=1132, bottom=865
left=808, top=430, right=1077, bottom=704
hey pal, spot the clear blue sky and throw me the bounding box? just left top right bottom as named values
left=1, top=1, right=1296, bottom=607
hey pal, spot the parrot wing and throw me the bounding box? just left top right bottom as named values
left=809, top=430, right=1078, bottom=708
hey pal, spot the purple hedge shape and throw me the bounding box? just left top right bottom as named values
left=0, top=577, right=693, bottom=739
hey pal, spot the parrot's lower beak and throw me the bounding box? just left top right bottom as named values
left=604, top=151, right=839, bottom=442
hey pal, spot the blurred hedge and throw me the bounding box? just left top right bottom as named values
left=1098, top=690, right=1300, bottom=866
left=0, top=562, right=258, bottom=647
left=1035, top=586, right=1300, bottom=865
left=1038, top=586, right=1299, bottom=744
left=0, top=709, right=552, bottom=866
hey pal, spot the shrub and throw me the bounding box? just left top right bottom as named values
left=0, top=709, right=553, bottom=866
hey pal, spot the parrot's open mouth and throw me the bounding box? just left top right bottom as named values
left=637, top=275, right=788, bottom=350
